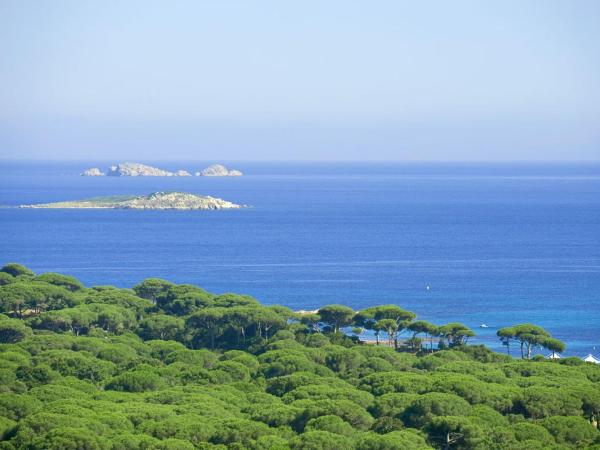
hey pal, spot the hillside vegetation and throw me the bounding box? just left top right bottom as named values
left=0, top=263, right=599, bottom=449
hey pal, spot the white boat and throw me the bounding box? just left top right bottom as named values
left=479, top=324, right=488, bottom=328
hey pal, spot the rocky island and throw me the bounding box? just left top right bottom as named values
left=196, top=164, right=243, bottom=176
left=107, top=163, right=191, bottom=177
left=81, top=162, right=243, bottom=177
left=80, top=167, right=105, bottom=176
left=81, top=163, right=191, bottom=177
left=20, top=192, right=243, bottom=210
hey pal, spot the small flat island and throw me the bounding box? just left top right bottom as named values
left=20, top=192, right=244, bottom=210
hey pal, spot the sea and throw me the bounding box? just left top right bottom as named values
left=1, top=160, right=599, bottom=356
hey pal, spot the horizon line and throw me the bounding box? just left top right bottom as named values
left=1, top=158, right=600, bottom=165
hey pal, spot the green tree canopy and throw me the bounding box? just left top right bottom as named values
left=133, top=278, right=174, bottom=303
left=0, top=316, right=33, bottom=343
left=0, top=266, right=598, bottom=450
left=497, top=324, right=552, bottom=359
left=1, top=263, right=35, bottom=278
left=318, top=305, right=355, bottom=333
left=34, top=273, right=84, bottom=292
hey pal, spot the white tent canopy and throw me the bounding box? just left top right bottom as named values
left=546, top=353, right=561, bottom=359
left=583, top=354, right=600, bottom=364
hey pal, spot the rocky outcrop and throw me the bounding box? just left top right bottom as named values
left=196, top=164, right=243, bottom=177
left=81, top=163, right=240, bottom=177
left=21, top=192, right=244, bottom=210
left=81, top=168, right=105, bottom=176
left=106, top=163, right=191, bottom=177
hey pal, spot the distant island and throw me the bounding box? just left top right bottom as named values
left=195, top=164, right=243, bottom=177
left=80, top=162, right=243, bottom=177
left=81, top=167, right=105, bottom=176
left=80, top=162, right=190, bottom=177
left=20, top=191, right=243, bottom=210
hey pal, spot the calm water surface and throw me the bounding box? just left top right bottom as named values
left=1, top=161, right=599, bottom=355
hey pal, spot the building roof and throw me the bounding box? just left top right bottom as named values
left=583, top=354, right=600, bottom=364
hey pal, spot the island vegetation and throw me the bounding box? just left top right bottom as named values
left=19, top=192, right=243, bottom=210
left=0, top=263, right=598, bottom=449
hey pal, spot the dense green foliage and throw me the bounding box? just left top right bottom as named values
left=0, top=263, right=598, bottom=449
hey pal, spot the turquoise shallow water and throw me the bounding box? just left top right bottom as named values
left=1, top=161, right=599, bottom=356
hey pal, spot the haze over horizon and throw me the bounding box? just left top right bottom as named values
left=1, top=1, right=599, bottom=162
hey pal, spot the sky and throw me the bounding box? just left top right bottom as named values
left=0, top=0, right=599, bottom=161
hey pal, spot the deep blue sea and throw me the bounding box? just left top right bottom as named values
left=1, top=161, right=599, bottom=356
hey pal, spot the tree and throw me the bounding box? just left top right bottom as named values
left=300, top=313, right=322, bottom=334
left=290, top=430, right=355, bottom=450
left=0, top=263, right=35, bottom=278
left=366, top=305, right=415, bottom=323
left=407, top=321, right=437, bottom=351
left=156, top=285, right=213, bottom=316
left=86, top=303, right=136, bottom=334
left=356, top=430, right=432, bottom=450
left=425, top=416, right=484, bottom=450
left=540, top=416, right=599, bottom=447
left=0, top=317, right=32, bottom=343
left=212, top=293, right=260, bottom=308
left=83, top=290, right=151, bottom=320
left=354, top=309, right=378, bottom=343
left=133, top=278, right=174, bottom=303
left=359, top=372, right=430, bottom=396
left=497, top=327, right=514, bottom=356
left=210, top=418, right=274, bottom=446
left=67, top=308, right=96, bottom=335
left=579, top=389, right=600, bottom=430
left=370, top=305, right=416, bottom=349
left=33, top=349, right=116, bottom=382
left=138, top=315, right=185, bottom=341
left=541, top=337, right=566, bottom=358
left=106, top=369, right=164, bottom=392
left=284, top=384, right=373, bottom=409
left=438, top=323, right=475, bottom=347
left=32, top=283, right=77, bottom=313
left=318, top=305, right=355, bottom=333
left=0, top=283, right=42, bottom=318
left=373, top=321, right=385, bottom=346
left=402, top=393, right=472, bottom=428
left=517, top=386, right=582, bottom=419
left=186, top=307, right=227, bottom=349
left=29, top=308, right=96, bottom=335
left=16, top=364, right=58, bottom=387
left=371, top=393, right=420, bottom=418
left=0, top=272, right=15, bottom=286
left=304, top=415, right=355, bottom=435
left=511, top=422, right=555, bottom=446
left=293, top=399, right=374, bottom=431
left=430, top=374, right=513, bottom=412
left=34, top=273, right=84, bottom=292
left=497, top=324, right=552, bottom=359
left=378, top=319, right=400, bottom=349
left=26, top=427, right=111, bottom=450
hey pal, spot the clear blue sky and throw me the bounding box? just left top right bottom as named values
left=0, top=0, right=598, bottom=161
